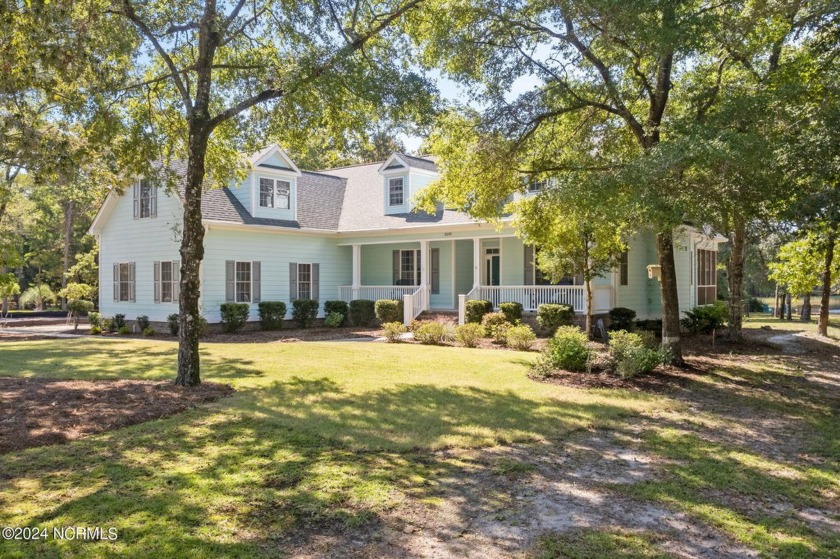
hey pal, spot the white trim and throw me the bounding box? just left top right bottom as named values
left=249, top=144, right=302, bottom=176
left=204, top=220, right=337, bottom=235
left=88, top=190, right=119, bottom=235
left=451, top=239, right=456, bottom=308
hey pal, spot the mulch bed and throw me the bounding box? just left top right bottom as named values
left=0, top=378, right=234, bottom=454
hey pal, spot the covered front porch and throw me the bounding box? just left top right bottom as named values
left=338, top=233, right=615, bottom=325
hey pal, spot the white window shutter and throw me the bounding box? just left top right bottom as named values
left=312, top=263, right=319, bottom=301
left=113, top=263, right=119, bottom=301
left=129, top=262, right=136, bottom=302
left=173, top=261, right=180, bottom=303
left=252, top=261, right=261, bottom=303
left=154, top=261, right=161, bottom=303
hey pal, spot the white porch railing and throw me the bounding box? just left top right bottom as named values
left=338, top=285, right=419, bottom=302
left=466, top=285, right=613, bottom=314
left=403, top=287, right=426, bottom=325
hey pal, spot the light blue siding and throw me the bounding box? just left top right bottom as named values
left=429, top=240, right=454, bottom=309
left=98, top=190, right=183, bottom=323
left=455, top=240, right=474, bottom=295
left=202, top=228, right=350, bottom=322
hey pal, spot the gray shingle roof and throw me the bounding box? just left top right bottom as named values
left=163, top=153, right=467, bottom=232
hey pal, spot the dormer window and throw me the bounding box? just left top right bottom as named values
left=389, top=177, right=404, bottom=206
left=528, top=180, right=547, bottom=193
left=259, top=177, right=291, bottom=209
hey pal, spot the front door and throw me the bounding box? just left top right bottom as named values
left=485, top=248, right=500, bottom=286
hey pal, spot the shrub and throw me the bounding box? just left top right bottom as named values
left=349, top=299, right=376, bottom=326
left=498, top=301, right=523, bottom=324
left=465, top=299, right=493, bottom=324
left=220, top=303, right=249, bottom=333
left=608, top=307, right=637, bottom=331
left=68, top=300, right=94, bottom=331
left=87, top=312, right=101, bottom=328
left=292, top=299, right=319, bottom=328
left=89, top=326, right=102, bottom=335
left=323, top=300, right=349, bottom=324
left=101, top=317, right=115, bottom=333
left=324, top=312, right=344, bottom=327
left=18, top=284, right=57, bottom=310
left=608, top=330, right=662, bottom=378
left=117, top=325, right=131, bottom=335
left=635, top=318, right=662, bottom=333
left=374, top=299, right=403, bottom=323
left=482, top=311, right=510, bottom=343
left=413, top=321, right=451, bottom=345
left=537, top=304, right=575, bottom=336
left=455, top=322, right=484, bottom=348
left=167, top=313, right=180, bottom=336
left=143, top=326, right=156, bottom=337
left=113, top=314, right=126, bottom=329
left=529, top=355, right=556, bottom=379
left=681, top=301, right=728, bottom=334
left=547, top=326, right=591, bottom=372
left=136, top=315, right=151, bottom=331
left=258, top=301, right=286, bottom=330
left=748, top=297, right=765, bottom=313
left=506, top=324, right=536, bottom=350
left=382, top=321, right=407, bottom=342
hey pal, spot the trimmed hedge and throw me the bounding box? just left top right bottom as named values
left=258, top=301, right=287, bottom=330
left=498, top=302, right=523, bottom=324
left=323, top=300, right=349, bottom=325
left=349, top=299, right=376, bottom=326
left=220, top=303, right=249, bottom=333
left=608, top=307, right=637, bottom=331
left=292, top=299, right=319, bottom=328
left=536, top=304, right=574, bottom=335
left=682, top=301, right=728, bottom=334
left=136, top=315, right=151, bottom=331
left=375, top=299, right=403, bottom=324
left=465, top=299, right=493, bottom=324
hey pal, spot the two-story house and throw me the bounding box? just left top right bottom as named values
left=89, top=144, right=724, bottom=326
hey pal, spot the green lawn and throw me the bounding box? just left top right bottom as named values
left=0, top=333, right=838, bottom=558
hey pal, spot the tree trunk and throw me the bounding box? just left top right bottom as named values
left=785, top=292, right=792, bottom=320
left=800, top=293, right=811, bottom=322
left=726, top=218, right=745, bottom=341
left=774, top=284, right=781, bottom=318
left=818, top=233, right=836, bottom=336
left=175, top=123, right=210, bottom=387
left=656, top=231, right=684, bottom=365
left=61, top=199, right=75, bottom=311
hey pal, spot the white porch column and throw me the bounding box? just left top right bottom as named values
left=472, top=238, right=481, bottom=289
left=351, top=244, right=361, bottom=300
left=458, top=294, right=466, bottom=325
left=419, top=240, right=429, bottom=311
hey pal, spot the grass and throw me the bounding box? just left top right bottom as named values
left=0, top=338, right=666, bottom=558
left=744, top=313, right=840, bottom=340
left=0, top=330, right=838, bottom=558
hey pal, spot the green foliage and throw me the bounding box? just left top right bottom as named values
left=87, top=312, right=101, bottom=328
left=292, top=299, right=319, bottom=328
left=506, top=324, right=536, bottom=351
left=537, top=304, right=575, bottom=336
left=455, top=322, right=484, bottom=347
left=220, top=303, right=250, bottom=334
left=382, top=321, right=407, bottom=342
left=18, top=284, right=56, bottom=310
left=374, top=299, right=403, bottom=324
left=113, top=314, right=126, bottom=329
left=323, top=301, right=349, bottom=325
left=100, top=317, right=115, bottom=333
left=413, top=321, right=450, bottom=345
left=68, top=299, right=94, bottom=316
left=547, top=326, right=591, bottom=372
left=60, top=282, right=95, bottom=302
left=482, top=311, right=510, bottom=343
left=88, top=326, right=102, bottom=335
left=142, top=327, right=156, bottom=337
left=118, top=326, right=131, bottom=336
left=682, top=302, right=728, bottom=334
left=608, top=330, right=662, bottom=378
left=324, top=312, right=345, bottom=328
left=498, top=302, right=523, bottom=323
left=0, top=273, right=21, bottom=300
left=608, top=307, right=637, bottom=331
left=465, top=300, right=493, bottom=324
left=136, top=315, right=151, bottom=331
left=529, top=354, right=556, bottom=379
left=167, top=314, right=180, bottom=336
left=258, top=301, right=287, bottom=331
left=748, top=298, right=766, bottom=313
left=349, top=299, right=376, bottom=327
left=768, top=235, right=831, bottom=295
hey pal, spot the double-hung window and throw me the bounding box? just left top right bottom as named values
left=259, top=178, right=292, bottom=209
left=134, top=179, right=157, bottom=219
left=392, top=249, right=420, bottom=285
left=113, top=262, right=135, bottom=302
left=389, top=177, right=404, bottom=206
left=154, top=261, right=180, bottom=303
left=236, top=262, right=252, bottom=302
left=297, top=263, right=312, bottom=300
left=226, top=261, right=261, bottom=303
